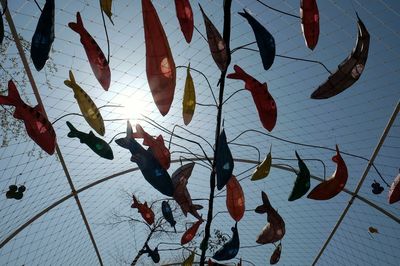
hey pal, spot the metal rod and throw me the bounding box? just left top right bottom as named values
left=312, top=100, right=400, bottom=265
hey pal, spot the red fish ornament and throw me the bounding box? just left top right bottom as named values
left=181, top=219, right=203, bottom=245
left=132, top=124, right=170, bottom=169
left=300, top=0, right=319, bottom=50
left=69, top=12, right=111, bottom=91
left=142, top=0, right=176, bottom=116
left=308, top=145, right=348, bottom=200
left=0, top=80, right=56, bottom=155
left=227, top=65, right=277, bottom=132
left=226, top=175, right=245, bottom=222
left=174, top=0, right=194, bottom=43
left=131, top=195, right=155, bottom=225
left=270, top=243, right=282, bottom=265
left=199, top=4, right=228, bottom=72
left=255, top=191, right=285, bottom=244
left=388, top=170, right=400, bottom=204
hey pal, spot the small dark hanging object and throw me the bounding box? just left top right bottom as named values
left=115, top=121, right=174, bottom=197
left=198, top=4, right=228, bottom=71
left=238, top=9, right=275, bottom=71
left=66, top=122, right=113, bottom=160
left=371, top=180, right=384, bottom=195
left=388, top=170, right=400, bottom=204
left=216, top=129, right=234, bottom=190
left=212, top=222, right=240, bottom=261
left=31, top=0, right=55, bottom=71
left=255, top=191, right=285, bottom=244
left=161, top=201, right=176, bottom=232
left=174, top=0, right=194, bottom=43
left=310, top=14, right=370, bottom=99
left=288, top=151, right=311, bottom=201
left=6, top=185, right=26, bottom=200
left=270, top=243, right=282, bottom=265
left=142, top=244, right=160, bottom=263
left=300, top=0, right=319, bottom=50
left=69, top=12, right=111, bottom=91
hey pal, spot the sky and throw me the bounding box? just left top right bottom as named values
left=0, top=0, right=399, bottom=265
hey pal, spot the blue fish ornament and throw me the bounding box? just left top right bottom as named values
left=31, top=0, right=55, bottom=71
left=238, top=9, right=275, bottom=71
left=212, top=222, right=240, bottom=261
left=161, top=200, right=177, bottom=232
left=216, top=129, right=234, bottom=190
left=115, top=121, right=174, bottom=197
left=288, top=151, right=311, bottom=201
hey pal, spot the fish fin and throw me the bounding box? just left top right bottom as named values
left=33, top=104, right=45, bottom=114
left=66, top=121, right=78, bottom=138
left=131, top=195, right=138, bottom=208
left=193, top=204, right=203, bottom=210
left=156, top=135, right=165, bottom=145
left=68, top=12, right=84, bottom=35
left=226, top=65, right=246, bottom=81
left=0, top=80, right=22, bottom=106
left=130, top=154, right=139, bottom=163
left=237, top=9, right=251, bottom=20
left=115, top=137, right=130, bottom=149
left=255, top=204, right=268, bottom=214
left=255, top=191, right=271, bottom=213
left=64, top=71, right=76, bottom=89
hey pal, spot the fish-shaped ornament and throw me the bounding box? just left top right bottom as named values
left=142, top=244, right=160, bottom=263
left=311, top=14, right=369, bottom=99
left=226, top=175, right=245, bottom=222
left=66, top=122, right=113, bottom=160
left=31, top=0, right=55, bottom=71
left=216, top=129, right=234, bottom=190
left=307, top=145, right=348, bottom=200
left=115, top=121, right=174, bottom=196
left=131, top=195, right=155, bottom=225
left=132, top=124, right=170, bottom=169
left=0, top=80, right=56, bottom=154
left=181, top=219, right=203, bottom=245
left=100, top=0, right=114, bottom=25
left=182, top=250, right=195, bottom=266
left=238, top=9, right=275, bottom=71
left=174, top=0, right=194, bottom=43
left=64, top=71, right=105, bottom=136
left=227, top=65, right=277, bottom=132
left=255, top=191, right=285, bottom=244
left=388, top=171, right=400, bottom=204
left=161, top=201, right=176, bottom=232
left=142, top=0, right=176, bottom=116
left=69, top=12, right=111, bottom=91
left=172, top=162, right=203, bottom=220
left=212, top=222, right=240, bottom=261
left=199, top=4, right=228, bottom=72
left=251, top=146, right=272, bottom=181
left=300, top=0, right=319, bottom=50
left=270, top=243, right=282, bottom=265
left=288, top=151, right=311, bottom=201
left=182, top=64, right=196, bottom=125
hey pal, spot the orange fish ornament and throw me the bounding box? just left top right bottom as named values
left=198, top=4, right=228, bottom=71
left=227, top=65, right=277, bottom=131
left=0, top=80, right=56, bottom=155
left=388, top=170, right=400, bottom=204
left=251, top=146, right=272, bottom=181
left=307, top=145, right=348, bottom=200
left=255, top=191, right=285, bottom=244
left=69, top=12, right=111, bottom=91
left=131, top=195, right=155, bottom=225
left=181, top=219, right=203, bottom=245
left=132, top=124, right=170, bottom=170
left=226, top=175, right=245, bottom=222
left=142, top=0, right=176, bottom=116
left=174, top=0, right=194, bottom=43
left=182, top=64, right=196, bottom=125
left=300, top=0, right=319, bottom=50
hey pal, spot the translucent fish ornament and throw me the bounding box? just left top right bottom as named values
left=142, top=0, right=176, bottom=116
left=388, top=170, right=400, bottom=204
left=307, top=145, right=348, bottom=200
left=216, top=129, right=234, bottom=190
left=212, top=222, right=240, bottom=261
left=174, top=0, right=194, bottom=43
left=64, top=71, right=105, bottom=136
left=226, top=175, right=245, bottom=222
left=31, top=0, right=55, bottom=71
left=199, top=4, right=228, bottom=71
left=311, top=14, right=369, bottom=99
left=181, top=219, right=203, bottom=245
left=182, top=64, right=196, bottom=125
left=252, top=146, right=272, bottom=181
left=66, top=122, right=113, bottom=160
left=300, top=0, right=319, bottom=50
left=100, top=0, right=114, bottom=24
left=288, top=151, right=310, bottom=201
left=238, top=9, right=275, bottom=71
